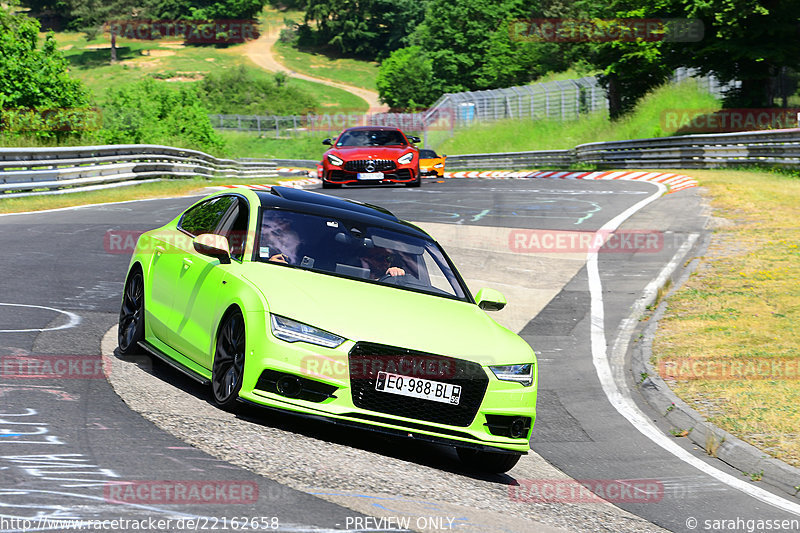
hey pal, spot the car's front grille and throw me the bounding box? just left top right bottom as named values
left=348, top=342, right=488, bottom=427
left=343, top=159, right=396, bottom=172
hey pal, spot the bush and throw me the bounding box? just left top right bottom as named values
left=198, top=65, right=318, bottom=115
left=98, top=77, right=224, bottom=152
left=0, top=3, right=91, bottom=140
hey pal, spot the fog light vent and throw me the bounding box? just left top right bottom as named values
left=485, top=415, right=532, bottom=439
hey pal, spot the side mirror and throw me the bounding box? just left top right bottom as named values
left=409, top=136, right=421, bottom=144
left=475, top=288, right=506, bottom=311
left=193, top=233, right=231, bottom=264
left=442, top=155, right=447, bottom=158
left=322, top=138, right=332, bottom=145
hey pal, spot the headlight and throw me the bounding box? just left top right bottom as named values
left=327, top=154, right=344, bottom=166
left=433, top=163, right=443, bottom=168
left=270, top=314, right=344, bottom=348
left=489, top=363, right=533, bottom=386
left=397, top=152, right=414, bottom=165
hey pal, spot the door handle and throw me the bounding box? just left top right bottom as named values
left=183, top=258, right=193, bottom=267
left=154, top=245, right=165, bottom=255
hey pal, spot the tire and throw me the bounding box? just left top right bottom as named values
left=322, top=181, right=339, bottom=189
left=456, top=447, right=521, bottom=474
left=118, top=268, right=145, bottom=355
left=406, top=178, right=421, bottom=188
left=212, top=310, right=246, bottom=410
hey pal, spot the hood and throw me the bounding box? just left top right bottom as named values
left=327, top=146, right=415, bottom=160
left=239, top=263, right=532, bottom=366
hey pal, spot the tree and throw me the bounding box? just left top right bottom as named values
left=671, top=0, right=800, bottom=107
left=412, top=0, right=531, bottom=93
left=568, top=1, right=674, bottom=118
left=376, top=46, right=439, bottom=109
left=303, top=0, right=426, bottom=58
left=473, top=26, right=567, bottom=90
left=69, top=0, right=141, bottom=62
left=184, top=0, right=269, bottom=20
left=0, top=2, right=89, bottom=137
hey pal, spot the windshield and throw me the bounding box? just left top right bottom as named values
left=419, top=149, right=438, bottom=158
left=257, top=209, right=468, bottom=300
left=336, top=129, right=407, bottom=147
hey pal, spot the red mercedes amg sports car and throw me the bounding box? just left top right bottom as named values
left=320, top=126, right=421, bottom=188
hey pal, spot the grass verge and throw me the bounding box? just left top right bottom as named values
left=437, top=80, right=720, bottom=154
left=652, top=168, right=800, bottom=467
left=272, top=40, right=379, bottom=92
left=0, top=176, right=280, bottom=215
left=221, top=131, right=326, bottom=159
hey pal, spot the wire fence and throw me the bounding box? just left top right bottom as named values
left=671, top=67, right=739, bottom=99
left=210, top=70, right=730, bottom=148
left=209, top=76, right=608, bottom=140
left=208, top=112, right=435, bottom=136
left=424, top=76, right=607, bottom=129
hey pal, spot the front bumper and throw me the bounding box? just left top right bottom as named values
left=420, top=168, right=443, bottom=177
left=323, top=167, right=418, bottom=186
left=238, top=334, right=537, bottom=454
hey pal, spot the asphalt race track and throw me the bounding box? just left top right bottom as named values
left=2, top=177, right=799, bottom=533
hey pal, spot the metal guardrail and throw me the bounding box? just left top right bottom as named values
left=444, top=150, right=574, bottom=170
left=271, top=130, right=800, bottom=171
left=0, top=144, right=277, bottom=197
left=3, top=130, right=797, bottom=198
left=271, top=158, right=319, bottom=168
left=574, top=129, right=800, bottom=169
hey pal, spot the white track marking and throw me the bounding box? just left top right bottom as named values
left=587, top=182, right=800, bottom=515
left=0, top=303, right=81, bottom=333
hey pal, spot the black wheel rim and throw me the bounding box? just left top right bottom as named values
left=118, top=272, right=143, bottom=351
left=213, top=313, right=245, bottom=403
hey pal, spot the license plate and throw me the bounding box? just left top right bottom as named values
left=375, top=371, right=461, bottom=405
left=357, top=172, right=384, bottom=180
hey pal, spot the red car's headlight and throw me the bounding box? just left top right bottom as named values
left=327, top=154, right=344, bottom=166
left=397, top=152, right=414, bottom=165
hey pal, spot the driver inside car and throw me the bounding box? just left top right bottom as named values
left=260, top=214, right=300, bottom=265
left=360, top=247, right=405, bottom=279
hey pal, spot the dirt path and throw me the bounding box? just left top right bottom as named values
left=242, top=27, right=388, bottom=112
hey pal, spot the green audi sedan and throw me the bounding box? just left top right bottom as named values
left=118, top=186, right=537, bottom=473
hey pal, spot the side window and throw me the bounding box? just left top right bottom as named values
left=422, top=252, right=457, bottom=296
left=217, top=198, right=249, bottom=262
left=179, top=196, right=235, bottom=237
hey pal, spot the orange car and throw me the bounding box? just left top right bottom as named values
left=419, top=149, right=447, bottom=177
